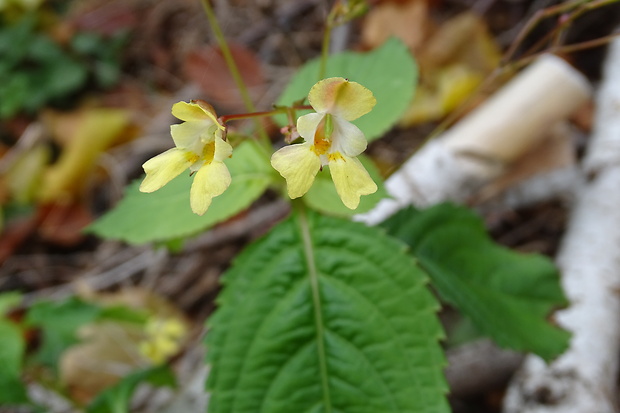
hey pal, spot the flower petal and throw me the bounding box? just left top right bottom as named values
left=308, top=77, right=376, bottom=121
left=271, top=143, right=321, bottom=199
left=170, top=121, right=214, bottom=152
left=328, top=154, right=377, bottom=209
left=172, top=101, right=218, bottom=124
left=190, top=161, right=231, bottom=215
left=213, top=135, right=233, bottom=162
left=331, top=116, right=367, bottom=157
left=140, top=148, right=194, bottom=193
left=296, top=112, right=325, bottom=142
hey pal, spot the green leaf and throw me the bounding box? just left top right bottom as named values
left=0, top=14, right=36, bottom=66
left=86, top=365, right=176, bottom=413
left=0, top=292, right=22, bottom=316
left=303, top=154, right=389, bottom=216
left=277, top=38, right=417, bottom=141
left=0, top=75, right=29, bottom=118
left=207, top=209, right=448, bottom=413
left=98, top=305, right=148, bottom=325
left=27, top=297, right=101, bottom=368
left=0, top=320, right=28, bottom=404
left=88, top=140, right=275, bottom=244
left=45, top=56, right=88, bottom=97
left=383, top=203, right=570, bottom=361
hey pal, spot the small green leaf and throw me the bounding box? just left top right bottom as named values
left=45, top=56, right=88, bottom=97
left=303, top=154, right=389, bottom=216
left=86, top=365, right=176, bottom=413
left=277, top=38, right=417, bottom=141
left=207, top=209, right=448, bottom=413
left=0, top=320, right=28, bottom=404
left=383, top=204, right=570, bottom=361
left=27, top=297, right=101, bottom=368
left=0, top=292, right=22, bottom=316
left=98, top=305, right=148, bottom=325
left=88, top=140, right=275, bottom=244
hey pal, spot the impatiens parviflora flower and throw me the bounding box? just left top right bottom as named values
left=139, top=100, right=232, bottom=215
left=271, top=77, right=377, bottom=209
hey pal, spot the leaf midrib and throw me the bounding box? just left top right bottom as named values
left=297, top=205, right=332, bottom=413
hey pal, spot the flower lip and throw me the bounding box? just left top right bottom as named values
left=308, top=77, right=376, bottom=121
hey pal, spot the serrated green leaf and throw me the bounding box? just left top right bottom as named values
left=303, top=154, right=389, bottom=216
left=27, top=297, right=101, bottom=368
left=0, top=320, right=29, bottom=404
left=277, top=38, right=417, bottom=141
left=383, top=203, right=570, bottom=361
left=88, top=140, right=275, bottom=244
left=207, top=209, right=448, bottom=413
left=86, top=365, right=176, bottom=413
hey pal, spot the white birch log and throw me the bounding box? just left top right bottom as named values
left=502, top=38, right=620, bottom=413
left=355, top=54, right=590, bottom=225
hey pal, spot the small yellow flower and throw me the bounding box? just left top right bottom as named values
left=139, top=317, right=187, bottom=364
left=271, top=77, right=377, bottom=209
left=139, top=100, right=232, bottom=215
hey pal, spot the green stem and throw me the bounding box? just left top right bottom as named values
left=200, top=0, right=270, bottom=142
left=319, top=21, right=332, bottom=80
left=294, top=200, right=332, bottom=413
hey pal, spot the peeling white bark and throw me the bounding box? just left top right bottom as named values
left=356, top=54, right=590, bottom=225
left=502, top=38, right=620, bottom=413
left=491, top=165, right=582, bottom=209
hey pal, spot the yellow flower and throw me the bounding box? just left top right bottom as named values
left=139, top=101, right=232, bottom=215
left=139, top=317, right=187, bottom=364
left=271, top=77, right=377, bottom=209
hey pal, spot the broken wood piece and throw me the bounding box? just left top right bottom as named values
left=502, top=37, right=620, bottom=413
left=356, top=54, right=591, bottom=225
left=472, top=121, right=577, bottom=204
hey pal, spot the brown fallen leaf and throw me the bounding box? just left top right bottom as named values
left=60, top=287, right=190, bottom=405
left=0, top=213, right=39, bottom=265
left=184, top=43, right=265, bottom=111
left=361, top=0, right=431, bottom=53
left=67, top=0, right=138, bottom=36
left=37, top=202, right=94, bottom=247
left=421, top=12, right=500, bottom=73
left=400, top=12, right=502, bottom=126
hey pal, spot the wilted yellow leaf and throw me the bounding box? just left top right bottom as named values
left=39, top=108, right=131, bottom=202
left=3, top=144, right=50, bottom=204
left=401, top=12, right=502, bottom=126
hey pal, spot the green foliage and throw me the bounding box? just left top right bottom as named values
left=0, top=292, right=29, bottom=405
left=0, top=13, right=126, bottom=118
left=86, top=365, right=176, bottom=413
left=303, top=154, right=389, bottom=216
left=383, top=204, right=570, bottom=361
left=0, top=320, right=28, bottom=405
left=206, top=209, right=449, bottom=413
left=277, top=38, right=417, bottom=141
left=0, top=291, right=22, bottom=315
left=26, top=297, right=101, bottom=368
left=98, top=305, right=148, bottom=325
left=89, top=140, right=276, bottom=244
